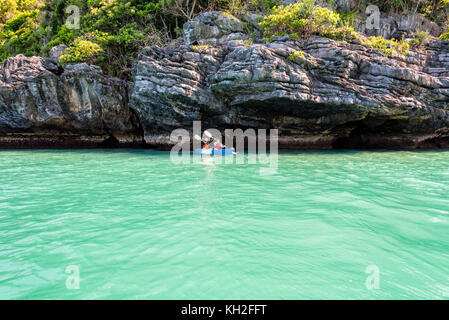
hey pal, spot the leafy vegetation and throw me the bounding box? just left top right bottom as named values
left=259, top=1, right=343, bottom=41
left=0, top=0, right=283, bottom=78
left=409, top=30, right=430, bottom=48
left=0, top=0, right=43, bottom=61
left=441, top=26, right=449, bottom=40
left=363, top=35, right=410, bottom=57
left=353, top=0, right=449, bottom=23
left=287, top=50, right=305, bottom=61
left=0, top=0, right=448, bottom=78
left=192, top=44, right=209, bottom=52
left=260, top=1, right=415, bottom=57
left=59, top=38, right=102, bottom=64
left=244, top=39, right=253, bottom=48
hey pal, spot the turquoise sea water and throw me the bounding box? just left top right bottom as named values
left=1, top=149, right=449, bottom=299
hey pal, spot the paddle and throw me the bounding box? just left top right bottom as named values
left=194, top=134, right=204, bottom=142
left=203, top=130, right=213, bottom=139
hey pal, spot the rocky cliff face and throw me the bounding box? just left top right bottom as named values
left=1, top=12, right=449, bottom=150
left=130, top=12, right=449, bottom=149
left=291, top=0, right=444, bottom=39
left=0, top=54, right=143, bottom=148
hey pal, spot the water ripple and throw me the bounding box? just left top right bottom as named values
left=0, top=149, right=449, bottom=299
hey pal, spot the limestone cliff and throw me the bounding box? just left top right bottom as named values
left=0, top=55, right=143, bottom=148
left=130, top=12, right=449, bottom=149
left=1, top=11, right=449, bottom=150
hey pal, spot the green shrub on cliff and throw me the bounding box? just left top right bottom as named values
left=59, top=38, right=102, bottom=64
left=287, top=50, right=305, bottom=61
left=0, top=8, right=44, bottom=60
left=192, top=44, right=210, bottom=52
left=0, top=0, right=169, bottom=77
left=440, top=24, right=449, bottom=40
left=0, top=0, right=17, bottom=24
left=364, top=36, right=410, bottom=57
left=259, top=1, right=363, bottom=43
left=260, top=1, right=412, bottom=57
left=259, top=1, right=342, bottom=40
left=409, top=30, right=430, bottom=48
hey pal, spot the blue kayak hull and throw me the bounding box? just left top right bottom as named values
left=194, top=148, right=234, bottom=156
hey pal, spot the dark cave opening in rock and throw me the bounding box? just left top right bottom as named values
left=100, top=136, right=121, bottom=148
left=332, top=117, right=414, bottom=149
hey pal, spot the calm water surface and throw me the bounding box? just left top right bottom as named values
left=1, top=149, right=449, bottom=299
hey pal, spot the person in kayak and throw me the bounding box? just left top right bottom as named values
left=202, top=138, right=224, bottom=150
left=197, top=133, right=235, bottom=154
left=213, top=140, right=223, bottom=150
left=202, top=137, right=214, bottom=149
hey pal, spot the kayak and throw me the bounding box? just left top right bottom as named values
left=194, top=148, right=234, bottom=156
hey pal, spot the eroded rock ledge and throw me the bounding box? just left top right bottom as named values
left=0, top=54, right=144, bottom=148
left=130, top=12, right=449, bottom=149
left=1, top=11, right=449, bottom=150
